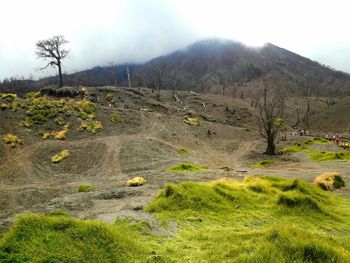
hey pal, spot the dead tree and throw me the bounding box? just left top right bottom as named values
left=108, top=61, right=118, bottom=87
left=126, top=63, right=131, bottom=88
left=35, top=35, right=69, bottom=88
left=153, top=62, right=165, bottom=101
left=171, top=69, right=177, bottom=98
left=136, top=71, right=146, bottom=91
left=256, top=82, right=286, bottom=155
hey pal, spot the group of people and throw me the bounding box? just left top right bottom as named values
left=325, top=134, right=341, bottom=145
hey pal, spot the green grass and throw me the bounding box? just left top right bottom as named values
left=167, top=162, right=208, bottom=172
left=77, top=185, right=95, bottom=192
left=0, top=214, right=151, bottom=262
left=303, top=137, right=329, bottom=145
left=309, top=151, right=350, bottom=162
left=253, top=159, right=275, bottom=168
left=282, top=144, right=315, bottom=153
left=176, top=148, right=190, bottom=155
left=111, top=113, right=122, bottom=123
left=1, top=177, right=350, bottom=262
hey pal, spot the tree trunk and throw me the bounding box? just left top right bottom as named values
left=58, top=61, right=63, bottom=88
left=265, top=135, right=276, bottom=155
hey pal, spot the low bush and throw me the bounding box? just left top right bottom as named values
left=184, top=116, right=201, bottom=126
left=78, top=121, right=103, bottom=134
left=78, top=185, right=95, bottom=192
left=314, top=172, right=345, bottom=191
left=2, top=134, right=22, bottom=147
left=51, top=150, right=70, bottom=163
left=127, top=177, right=146, bottom=187
left=106, top=92, right=114, bottom=103
left=111, top=113, right=122, bottom=123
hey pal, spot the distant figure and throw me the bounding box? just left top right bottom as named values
left=335, top=135, right=341, bottom=146
left=325, top=134, right=329, bottom=140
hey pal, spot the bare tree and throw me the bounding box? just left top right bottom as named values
left=135, top=70, right=147, bottom=91
left=126, top=63, right=131, bottom=88
left=35, top=35, right=69, bottom=88
left=256, top=81, right=286, bottom=155
left=108, top=61, right=118, bottom=87
left=153, top=62, right=165, bottom=101
left=171, top=69, right=177, bottom=98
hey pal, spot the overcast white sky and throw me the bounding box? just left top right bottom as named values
left=1, top=0, right=350, bottom=79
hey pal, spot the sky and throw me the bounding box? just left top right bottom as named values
left=1, top=0, right=350, bottom=80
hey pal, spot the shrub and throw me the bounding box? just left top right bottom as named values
left=78, top=185, right=95, bottom=192
left=184, top=116, right=201, bottom=126
left=2, top=134, right=22, bottom=147
left=314, top=172, right=345, bottom=191
left=51, top=150, right=70, bottom=163
left=0, top=103, right=9, bottom=110
left=0, top=93, right=18, bottom=103
left=78, top=121, right=103, bottom=134
left=127, top=177, right=146, bottom=187
left=111, top=113, right=122, bottom=123
left=106, top=92, right=114, bottom=103
left=75, top=99, right=96, bottom=114
left=19, top=117, right=33, bottom=128
left=54, top=116, right=65, bottom=126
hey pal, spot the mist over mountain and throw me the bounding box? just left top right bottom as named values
left=3, top=38, right=350, bottom=97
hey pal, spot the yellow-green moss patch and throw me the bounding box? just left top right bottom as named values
left=51, top=150, right=70, bottom=163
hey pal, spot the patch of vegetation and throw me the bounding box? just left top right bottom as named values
left=106, top=92, right=114, bottom=103
left=244, top=127, right=251, bottom=132
left=168, top=163, right=208, bottom=173
left=0, top=93, right=18, bottom=103
left=78, top=120, right=103, bottom=134
left=0, top=214, right=150, bottom=262
left=314, top=172, right=345, bottom=191
left=127, top=177, right=146, bottom=187
left=177, top=148, right=190, bottom=155
left=0, top=103, right=9, bottom=110
left=304, top=137, right=329, bottom=145
left=309, top=150, right=350, bottom=162
left=253, top=159, right=275, bottom=168
left=74, top=99, right=96, bottom=115
left=42, top=125, right=69, bottom=140
left=2, top=134, right=22, bottom=148
left=111, top=113, right=122, bottom=123
left=51, top=150, right=70, bottom=163
left=78, top=185, right=95, bottom=192
left=282, top=144, right=315, bottom=154
left=1, top=177, right=350, bottom=262
left=184, top=116, right=201, bottom=126
left=54, top=116, right=65, bottom=126
left=19, top=117, right=33, bottom=128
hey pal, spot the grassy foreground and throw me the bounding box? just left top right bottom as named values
left=1, top=177, right=350, bottom=262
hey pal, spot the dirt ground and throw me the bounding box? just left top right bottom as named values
left=0, top=87, right=349, bottom=231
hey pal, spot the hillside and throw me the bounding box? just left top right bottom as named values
left=1, top=88, right=350, bottom=262
left=27, top=38, right=350, bottom=98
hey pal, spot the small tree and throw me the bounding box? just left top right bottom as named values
left=256, top=81, right=286, bottom=155
left=35, top=35, right=69, bottom=88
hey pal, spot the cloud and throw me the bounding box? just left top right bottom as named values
left=1, top=0, right=350, bottom=79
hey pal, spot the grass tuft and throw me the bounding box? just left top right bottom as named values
left=2, top=134, right=22, bottom=148
left=282, top=144, right=314, bottom=153
left=78, top=120, right=103, bottom=134
left=176, top=148, right=190, bottom=155
left=314, top=172, right=345, bottom=191
left=111, top=113, right=122, bottom=123
left=168, top=163, right=207, bottom=173
left=253, top=159, right=275, bottom=168
left=303, top=137, right=329, bottom=145
left=51, top=150, right=70, bottom=163
left=77, top=185, right=95, bottom=192
left=184, top=116, right=201, bottom=126
left=127, top=177, right=146, bottom=187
